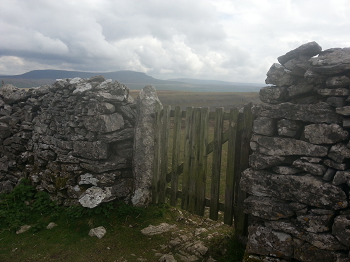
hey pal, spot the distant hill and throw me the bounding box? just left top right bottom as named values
left=0, top=70, right=264, bottom=92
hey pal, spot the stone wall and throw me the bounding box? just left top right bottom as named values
left=241, top=42, right=350, bottom=261
left=0, top=76, right=135, bottom=208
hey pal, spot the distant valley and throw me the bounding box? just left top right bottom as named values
left=0, top=70, right=264, bottom=93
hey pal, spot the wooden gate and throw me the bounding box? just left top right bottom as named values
left=152, top=103, right=253, bottom=234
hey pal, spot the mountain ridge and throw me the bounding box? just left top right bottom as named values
left=1, top=69, right=264, bottom=92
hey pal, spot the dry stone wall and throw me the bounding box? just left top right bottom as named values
left=0, top=76, right=135, bottom=208
left=241, top=42, right=350, bottom=261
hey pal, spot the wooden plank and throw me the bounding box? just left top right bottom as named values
left=158, top=106, right=170, bottom=204
left=188, top=108, right=201, bottom=213
left=152, top=104, right=163, bottom=204
left=196, top=107, right=209, bottom=216
left=233, top=103, right=253, bottom=236
left=224, top=107, right=239, bottom=225
left=170, top=106, right=182, bottom=206
left=209, top=107, right=224, bottom=221
left=181, top=107, right=194, bottom=210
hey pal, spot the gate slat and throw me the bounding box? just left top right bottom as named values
left=170, top=106, right=182, bottom=206
left=158, top=106, right=170, bottom=204
left=181, top=107, right=194, bottom=210
left=210, top=107, right=224, bottom=221
left=196, top=107, right=209, bottom=216
left=233, top=103, right=253, bottom=235
left=188, top=108, right=201, bottom=213
left=224, top=107, right=239, bottom=225
left=152, top=104, right=163, bottom=204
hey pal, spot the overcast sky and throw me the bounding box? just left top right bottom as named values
left=0, top=0, right=349, bottom=83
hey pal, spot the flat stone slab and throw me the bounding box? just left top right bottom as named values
left=141, top=223, right=177, bottom=236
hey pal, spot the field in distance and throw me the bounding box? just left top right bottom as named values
left=129, top=90, right=261, bottom=111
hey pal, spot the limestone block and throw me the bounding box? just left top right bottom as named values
left=283, top=55, right=311, bottom=76
left=88, top=226, right=106, bottom=239
left=304, top=123, right=348, bottom=144
left=244, top=196, right=294, bottom=220
left=294, top=239, right=345, bottom=262
left=277, top=119, right=301, bottom=137
left=333, top=171, right=350, bottom=186
left=85, top=102, right=115, bottom=115
left=249, top=154, right=286, bottom=169
left=310, top=47, right=350, bottom=74
left=332, top=215, right=350, bottom=246
left=297, top=209, right=334, bottom=233
left=72, top=140, right=108, bottom=160
left=323, top=168, right=336, bottom=181
left=278, top=41, right=322, bottom=65
left=326, top=97, right=346, bottom=107
left=241, top=168, right=348, bottom=210
left=16, top=225, right=31, bottom=234
left=98, top=128, right=134, bottom=142
left=326, top=76, right=350, bottom=88
left=328, top=143, right=350, bottom=163
left=336, top=106, right=350, bottom=116
left=259, top=86, right=288, bottom=104
left=253, top=117, right=276, bottom=136
left=246, top=225, right=293, bottom=258
left=287, top=81, right=315, bottom=97
left=83, top=113, right=124, bottom=133
left=131, top=86, right=162, bottom=207
left=251, top=135, right=328, bottom=157
left=0, top=84, right=30, bottom=104
left=292, top=159, right=326, bottom=176
left=317, top=88, right=350, bottom=96
left=141, top=223, right=177, bottom=236
left=272, top=166, right=301, bottom=175
left=80, top=155, right=129, bottom=173
left=265, top=63, right=296, bottom=86
left=79, top=186, right=110, bottom=208
left=323, top=159, right=348, bottom=171
left=252, top=102, right=342, bottom=124
left=267, top=220, right=347, bottom=251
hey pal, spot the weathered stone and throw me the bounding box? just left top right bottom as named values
left=283, top=55, right=311, bottom=76
left=326, top=76, right=350, bottom=88
left=304, top=124, right=348, bottom=144
left=79, top=173, right=99, bottom=186
left=249, top=154, right=286, bottom=169
left=300, top=157, right=322, bottom=163
left=72, top=141, right=109, bottom=160
left=0, top=84, right=30, bottom=104
left=332, top=215, right=350, bottom=246
left=79, top=186, right=111, bottom=208
left=244, top=196, right=294, bottom=220
left=131, top=86, right=162, bottom=207
left=333, top=171, right=350, bottom=186
left=324, top=159, right=348, bottom=171
left=277, top=119, right=301, bottom=137
left=253, top=117, right=276, bottom=136
left=251, top=135, right=328, bottom=156
left=259, top=86, right=289, bottom=104
left=46, top=222, right=57, bottom=229
left=292, top=159, right=326, bottom=176
left=287, top=81, right=315, bottom=97
left=294, top=239, right=343, bottom=262
left=246, top=225, right=293, bottom=258
left=241, top=168, right=348, bottom=210
left=98, top=128, right=134, bottom=142
left=328, top=143, right=350, bottom=163
left=83, top=113, right=124, bottom=133
left=326, top=97, right=346, bottom=107
left=141, top=223, right=177, bottom=236
left=336, top=106, right=350, bottom=116
left=88, top=226, right=106, bottom=239
left=297, top=209, right=334, bottom=233
left=85, top=102, right=115, bottom=115
left=80, top=155, right=129, bottom=173
left=159, top=254, right=177, bottom=262
left=265, top=63, right=296, bottom=86
left=16, top=225, right=31, bottom=234
left=317, top=88, right=350, bottom=96
left=252, top=102, right=342, bottom=124
left=278, top=41, right=322, bottom=65
left=267, top=220, right=347, bottom=251
left=310, top=47, right=350, bottom=74
left=272, top=166, right=301, bottom=175
left=323, top=168, right=337, bottom=181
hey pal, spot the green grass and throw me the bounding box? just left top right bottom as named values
left=0, top=180, right=245, bottom=262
